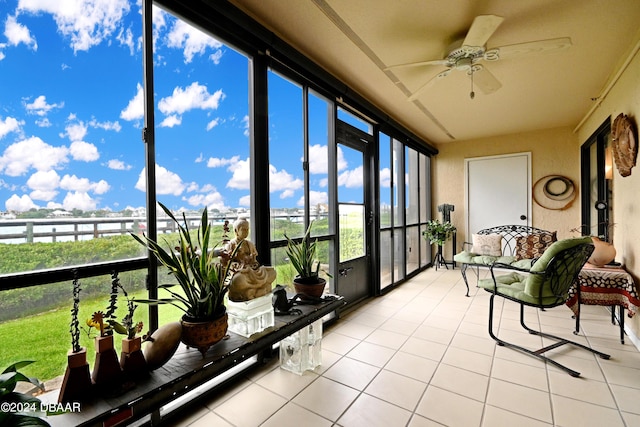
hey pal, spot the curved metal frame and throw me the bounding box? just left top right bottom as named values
left=484, top=243, right=610, bottom=377
left=459, top=225, right=551, bottom=296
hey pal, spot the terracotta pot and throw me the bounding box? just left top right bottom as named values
left=588, top=236, right=616, bottom=267
left=92, top=335, right=123, bottom=389
left=180, top=312, right=228, bottom=357
left=293, top=277, right=326, bottom=300
left=58, top=348, right=92, bottom=403
left=120, top=336, right=148, bottom=376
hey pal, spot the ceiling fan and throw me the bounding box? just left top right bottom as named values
left=386, top=15, right=572, bottom=100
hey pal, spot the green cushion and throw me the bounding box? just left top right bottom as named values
left=453, top=251, right=515, bottom=266
left=524, top=236, right=593, bottom=297
left=479, top=236, right=592, bottom=304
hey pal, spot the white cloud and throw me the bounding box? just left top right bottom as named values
left=380, top=167, right=391, bottom=188
left=226, top=158, right=250, bottom=190
left=5, top=194, right=38, bottom=211
left=268, top=164, right=304, bottom=193
left=116, top=26, right=135, bottom=55
left=4, top=15, right=37, bottom=50
left=27, top=170, right=60, bottom=201
left=135, top=165, right=185, bottom=196
left=166, top=19, right=223, bottom=64
left=17, top=0, right=131, bottom=53
left=338, top=165, right=363, bottom=188
left=206, top=118, right=220, bottom=130
left=308, top=144, right=328, bottom=174
left=121, top=83, right=144, bottom=121
left=280, top=189, right=294, bottom=199
left=89, top=118, right=121, bottom=132
left=27, top=170, right=60, bottom=191
left=184, top=190, right=226, bottom=210
left=0, top=116, right=23, bottom=139
left=24, top=95, right=63, bottom=116
left=207, top=156, right=239, bottom=168
left=60, top=174, right=109, bottom=194
left=30, top=189, right=58, bottom=201
left=337, top=146, right=347, bottom=171
left=0, top=136, right=69, bottom=176
left=158, top=82, right=225, bottom=115
left=70, top=140, right=99, bottom=161
left=35, top=118, right=51, bottom=127
left=238, top=195, right=250, bottom=207
left=64, top=120, right=87, bottom=141
left=62, top=191, right=97, bottom=211
left=242, top=115, right=249, bottom=137
left=298, top=190, right=328, bottom=207
left=107, top=159, right=131, bottom=170
left=159, top=115, right=181, bottom=128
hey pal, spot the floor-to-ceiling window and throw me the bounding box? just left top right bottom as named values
left=379, top=134, right=432, bottom=292
left=267, top=70, right=335, bottom=289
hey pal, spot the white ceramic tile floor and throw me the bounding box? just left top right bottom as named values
left=167, top=268, right=640, bottom=427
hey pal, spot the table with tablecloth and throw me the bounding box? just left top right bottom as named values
left=566, top=263, right=640, bottom=343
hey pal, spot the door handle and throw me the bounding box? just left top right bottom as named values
left=339, top=267, right=353, bottom=277
left=520, top=215, right=527, bottom=220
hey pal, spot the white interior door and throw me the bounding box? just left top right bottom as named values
left=465, top=153, right=531, bottom=236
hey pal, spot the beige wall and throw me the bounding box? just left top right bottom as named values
left=433, top=126, right=581, bottom=251
left=433, top=43, right=640, bottom=344
left=576, top=44, right=640, bottom=339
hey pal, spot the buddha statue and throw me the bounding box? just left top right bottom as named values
left=221, top=218, right=276, bottom=302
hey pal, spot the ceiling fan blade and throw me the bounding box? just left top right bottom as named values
left=463, top=15, right=504, bottom=47
left=385, top=59, right=449, bottom=71
left=408, top=69, right=451, bottom=101
left=492, top=37, right=572, bottom=60
left=472, top=67, right=502, bottom=94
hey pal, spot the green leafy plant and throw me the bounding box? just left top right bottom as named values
left=0, top=361, right=49, bottom=427
left=131, top=202, right=238, bottom=320
left=422, top=220, right=456, bottom=246
left=284, top=222, right=331, bottom=284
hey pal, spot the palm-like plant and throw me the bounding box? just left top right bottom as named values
left=131, top=202, right=237, bottom=320
left=284, top=222, right=326, bottom=284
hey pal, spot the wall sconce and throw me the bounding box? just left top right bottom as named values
left=605, top=146, right=613, bottom=180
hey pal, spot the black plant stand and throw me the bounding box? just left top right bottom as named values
left=433, top=244, right=448, bottom=270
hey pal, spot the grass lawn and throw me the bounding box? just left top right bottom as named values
left=0, top=290, right=182, bottom=383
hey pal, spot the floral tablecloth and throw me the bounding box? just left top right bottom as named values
left=566, top=263, right=640, bottom=317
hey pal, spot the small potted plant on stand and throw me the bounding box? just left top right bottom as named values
left=103, top=273, right=147, bottom=378
left=284, top=222, right=331, bottom=299
left=132, top=202, right=238, bottom=357
left=58, top=276, right=92, bottom=403
left=423, top=219, right=456, bottom=270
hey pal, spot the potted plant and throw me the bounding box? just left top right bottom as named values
left=58, top=277, right=92, bottom=403
left=103, top=273, right=147, bottom=377
left=423, top=219, right=456, bottom=269
left=131, top=202, right=238, bottom=356
left=284, top=222, right=330, bottom=299
left=422, top=219, right=456, bottom=246
left=1, top=361, right=49, bottom=426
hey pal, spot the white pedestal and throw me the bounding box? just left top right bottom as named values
left=279, top=319, right=322, bottom=375
left=226, top=293, right=275, bottom=337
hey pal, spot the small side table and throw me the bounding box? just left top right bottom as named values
left=566, top=263, right=640, bottom=344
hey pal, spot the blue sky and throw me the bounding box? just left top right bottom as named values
left=0, top=0, right=365, bottom=214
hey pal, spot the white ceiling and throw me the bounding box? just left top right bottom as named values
left=229, top=0, right=640, bottom=145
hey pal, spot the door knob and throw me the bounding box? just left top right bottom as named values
left=520, top=215, right=527, bottom=220
left=339, top=267, right=353, bottom=277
